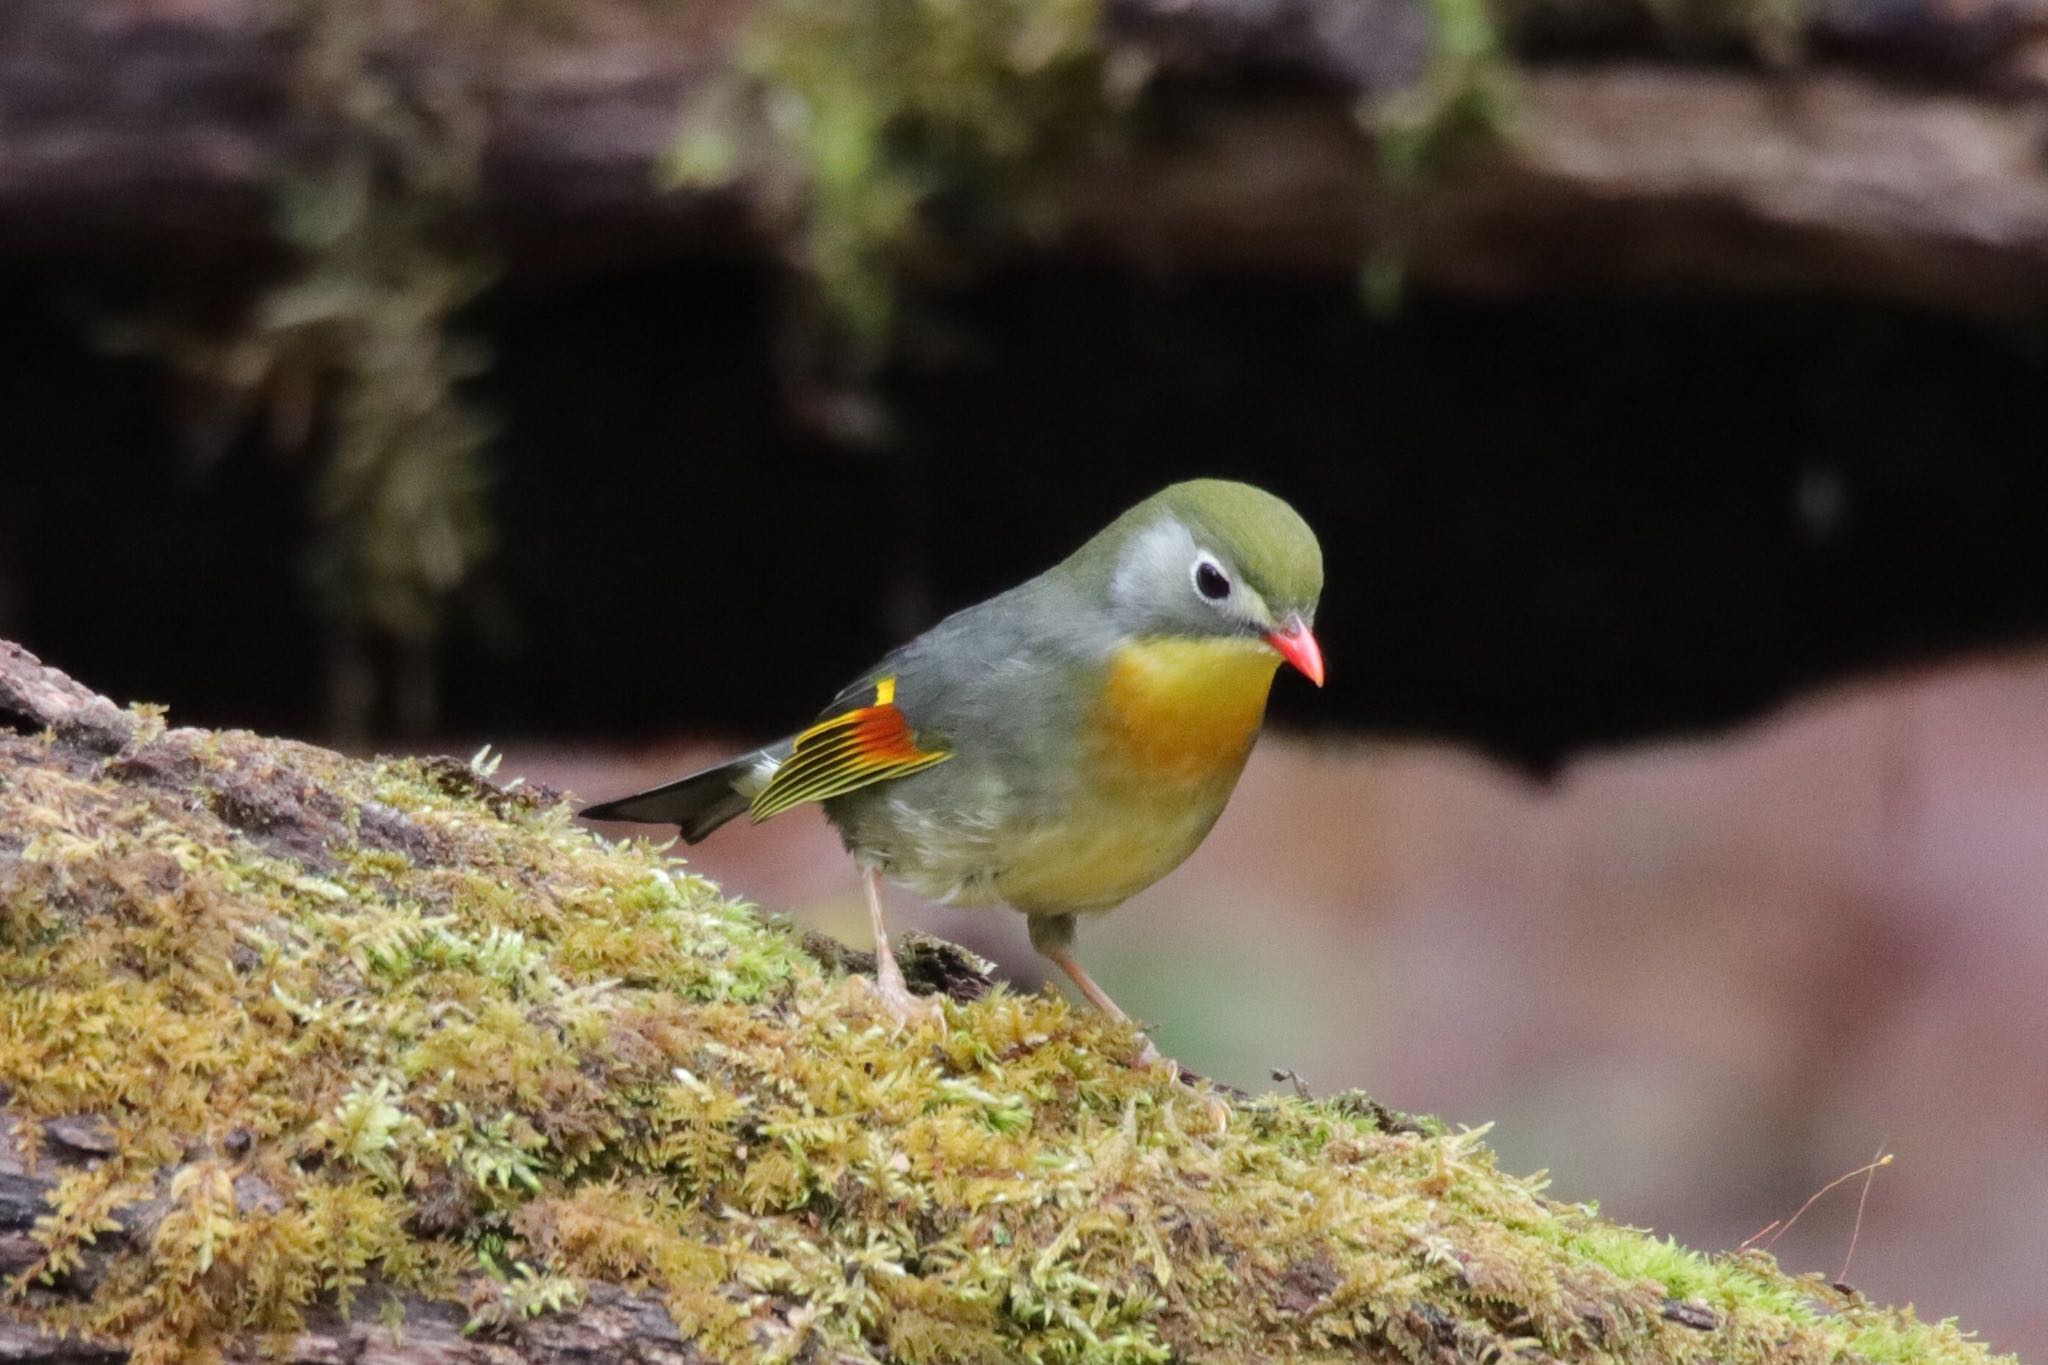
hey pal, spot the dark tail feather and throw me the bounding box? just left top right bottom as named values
left=580, top=755, right=757, bottom=844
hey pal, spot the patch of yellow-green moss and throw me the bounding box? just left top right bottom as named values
left=0, top=719, right=2015, bottom=1365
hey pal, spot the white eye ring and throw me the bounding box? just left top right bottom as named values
left=1192, top=553, right=1232, bottom=602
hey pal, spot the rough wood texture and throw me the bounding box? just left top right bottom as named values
left=2, top=0, right=2047, bottom=306
left=1060, top=69, right=2048, bottom=310
left=0, top=641, right=137, bottom=754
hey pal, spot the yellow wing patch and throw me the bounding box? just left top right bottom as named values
left=749, top=678, right=951, bottom=822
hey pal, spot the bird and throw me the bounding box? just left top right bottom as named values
left=580, top=479, right=1324, bottom=1047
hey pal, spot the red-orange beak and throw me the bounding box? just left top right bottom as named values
left=1265, top=617, right=1325, bottom=687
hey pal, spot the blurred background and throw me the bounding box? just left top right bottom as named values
left=4, top=0, right=2048, bottom=1354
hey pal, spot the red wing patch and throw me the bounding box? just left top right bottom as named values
left=749, top=678, right=950, bottom=822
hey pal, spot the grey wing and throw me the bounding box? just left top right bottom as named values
left=844, top=575, right=1108, bottom=794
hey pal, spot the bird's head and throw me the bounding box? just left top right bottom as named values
left=1068, top=479, right=1325, bottom=685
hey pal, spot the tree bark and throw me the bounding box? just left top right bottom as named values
left=1, top=0, right=2046, bottom=309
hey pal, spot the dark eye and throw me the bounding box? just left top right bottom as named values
left=1194, top=560, right=1231, bottom=601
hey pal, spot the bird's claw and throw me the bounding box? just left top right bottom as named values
left=1132, top=1034, right=1230, bottom=1132
left=856, top=973, right=948, bottom=1034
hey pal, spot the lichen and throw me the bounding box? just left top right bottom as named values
left=0, top=707, right=2016, bottom=1365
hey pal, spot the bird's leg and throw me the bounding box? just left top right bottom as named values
left=1028, top=913, right=1161, bottom=1066
left=1028, top=914, right=1226, bottom=1128
left=861, top=866, right=944, bottom=1030
left=1044, top=943, right=1126, bottom=1020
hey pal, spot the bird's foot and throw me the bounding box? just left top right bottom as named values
left=1193, top=1090, right=1232, bottom=1133
left=855, top=972, right=948, bottom=1034
left=1130, top=1034, right=1231, bottom=1132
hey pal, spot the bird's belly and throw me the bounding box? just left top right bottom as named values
left=853, top=768, right=1240, bottom=913
left=989, top=779, right=1238, bottom=912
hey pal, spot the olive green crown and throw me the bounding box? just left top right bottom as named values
left=1097, top=478, right=1324, bottom=616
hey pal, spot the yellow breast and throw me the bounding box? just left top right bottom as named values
left=966, top=638, right=1279, bottom=913
left=1092, top=636, right=1281, bottom=784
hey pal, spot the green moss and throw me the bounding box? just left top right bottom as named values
left=103, top=0, right=499, bottom=738
left=1361, top=0, right=1519, bottom=310
left=678, top=0, right=1524, bottom=334
left=669, top=0, right=1118, bottom=362
left=679, top=0, right=1831, bottom=333
left=0, top=713, right=2014, bottom=1364
left=276, top=0, right=499, bottom=719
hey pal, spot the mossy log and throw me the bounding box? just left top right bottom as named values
left=4, top=0, right=2048, bottom=311
left=0, top=637, right=2014, bottom=1364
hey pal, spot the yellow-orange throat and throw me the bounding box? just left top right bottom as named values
left=1095, top=636, right=1281, bottom=782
